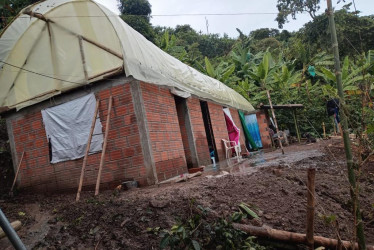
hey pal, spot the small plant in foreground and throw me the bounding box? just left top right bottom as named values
left=157, top=204, right=266, bottom=250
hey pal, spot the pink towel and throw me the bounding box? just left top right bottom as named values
left=224, top=113, right=240, bottom=151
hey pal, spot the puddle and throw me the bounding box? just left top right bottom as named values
left=202, top=148, right=325, bottom=176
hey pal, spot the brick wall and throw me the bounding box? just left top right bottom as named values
left=9, top=82, right=148, bottom=192
left=186, top=97, right=211, bottom=166
left=229, top=108, right=247, bottom=154
left=207, top=102, right=228, bottom=161
left=256, top=110, right=272, bottom=148
left=140, top=82, right=187, bottom=181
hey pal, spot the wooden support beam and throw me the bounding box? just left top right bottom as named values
left=293, top=109, right=301, bottom=143
left=0, top=220, right=22, bottom=239
left=23, top=10, right=123, bottom=60
left=306, top=168, right=316, bottom=249
left=232, top=223, right=374, bottom=250
left=9, top=151, right=25, bottom=195
left=95, top=96, right=113, bottom=196
left=76, top=99, right=100, bottom=201
left=78, top=36, right=89, bottom=82
left=88, top=66, right=123, bottom=81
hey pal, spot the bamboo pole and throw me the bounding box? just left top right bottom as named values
left=326, top=1, right=366, bottom=248
left=0, top=220, right=22, bottom=239
left=23, top=10, right=123, bottom=60
left=306, top=168, right=316, bottom=249
left=9, top=151, right=25, bottom=195
left=322, top=122, right=326, bottom=138
left=76, top=99, right=100, bottom=202
left=0, top=210, right=25, bottom=250
left=47, top=22, right=62, bottom=91
left=78, top=36, right=88, bottom=82
left=232, top=224, right=374, bottom=250
left=266, top=90, right=284, bottom=154
left=95, top=96, right=113, bottom=196
left=88, top=66, right=123, bottom=81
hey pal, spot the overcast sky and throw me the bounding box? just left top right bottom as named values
left=95, top=0, right=373, bottom=37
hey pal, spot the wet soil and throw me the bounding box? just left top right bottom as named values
left=1, top=139, right=374, bottom=249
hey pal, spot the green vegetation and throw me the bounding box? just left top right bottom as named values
left=152, top=202, right=267, bottom=250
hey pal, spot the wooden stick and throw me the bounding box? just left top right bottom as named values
left=88, top=66, right=123, bottom=81
left=0, top=220, right=22, bottom=239
left=23, top=10, right=123, bottom=60
left=10, top=151, right=25, bottom=194
left=306, top=168, right=316, bottom=249
left=76, top=99, right=100, bottom=201
left=78, top=36, right=88, bottom=82
left=232, top=223, right=374, bottom=249
left=266, top=90, right=284, bottom=154
left=95, top=96, right=113, bottom=196
left=322, top=122, right=326, bottom=138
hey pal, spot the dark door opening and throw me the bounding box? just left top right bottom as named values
left=175, top=96, right=196, bottom=168
left=200, top=101, right=219, bottom=162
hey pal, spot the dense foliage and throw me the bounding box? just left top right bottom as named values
left=0, top=0, right=39, bottom=30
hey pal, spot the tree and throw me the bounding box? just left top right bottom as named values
left=276, top=0, right=320, bottom=28
left=118, top=0, right=155, bottom=42
left=297, top=7, right=374, bottom=59
left=0, top=0, right=39, bottom=30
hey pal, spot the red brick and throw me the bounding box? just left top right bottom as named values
left=123, top=148, right=135, bottom=158
left=31, top=120, right=42, bottom=130
left=109, top=149, right=123, bottom=161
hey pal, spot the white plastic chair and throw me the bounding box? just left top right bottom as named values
left=222, top=139, right=240, bottom=159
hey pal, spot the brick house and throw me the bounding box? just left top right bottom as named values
left=0, top=0, right=259, bottom=192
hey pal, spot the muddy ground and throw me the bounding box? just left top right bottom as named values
left=1, top=139, right=374, bottom=249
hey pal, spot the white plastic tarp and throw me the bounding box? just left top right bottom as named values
left=41, top=93, right=103, bottom=163
left=0, top=0, right=255, bottom=113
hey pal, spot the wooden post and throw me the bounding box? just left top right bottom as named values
left=78, top=36, right=88, bottom=82
left=232, top=223, right=374, bottom=250
left=266, top=90, right=284, bottom=154
left=76, top=99, right=100, bottom=202
left=293, top=109, right=301, bottom=143
left=306, top=168, right=316, bottom=249
left=322, top=122, right=326, bottom=138
left=9, top=151, right=25, bottom=195
left=95, top=96, right=113, bottom=196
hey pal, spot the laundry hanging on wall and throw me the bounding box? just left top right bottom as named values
left=223, top=108, right=240, bottom=152
left=238, top=111, right=258, bottom=150
left=244, top=114, right=263, bottom=148
left=41, top=93, right=103, bottom=163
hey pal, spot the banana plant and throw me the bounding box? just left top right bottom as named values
left=247, top=51, right=285, bottom=153
left=317, top=56, right=371, bottom=95
left=197, top=57, right=239, bottom=85
left=271, top=64, right=301, bottom=101
left=158, top=31, right=188, bottom=62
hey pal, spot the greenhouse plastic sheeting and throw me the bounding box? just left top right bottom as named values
left=41, top=93, right=103, bottom=163
left=0, top=0, right=254, bottom=112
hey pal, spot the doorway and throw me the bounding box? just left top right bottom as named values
left=200, top=101, right=219, bottom=162
left=175, top=96, right=198, bottom=168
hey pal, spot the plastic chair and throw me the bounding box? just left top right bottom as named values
left=222, top=139, right=240, bottom=159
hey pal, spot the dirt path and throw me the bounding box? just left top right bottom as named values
left=1, top=140, right=373, bottom=249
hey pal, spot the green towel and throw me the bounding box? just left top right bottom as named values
left=238, top=110, right=258, bottom=150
